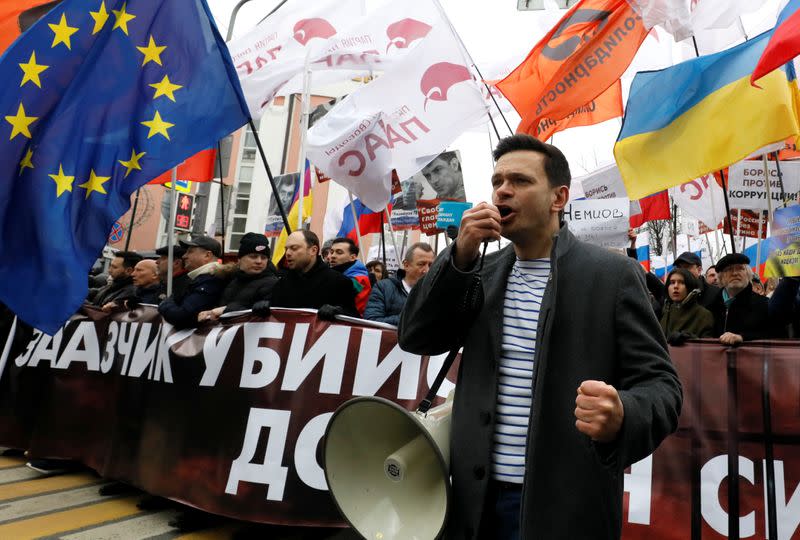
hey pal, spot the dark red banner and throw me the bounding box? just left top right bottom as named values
left=0, top=311, right=798, bottom=537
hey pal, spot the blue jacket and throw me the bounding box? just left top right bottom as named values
left=363, top=277, right=407, bottom=326
left=158, top=273, right=225, bottom=329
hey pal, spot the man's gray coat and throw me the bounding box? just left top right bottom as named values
left=398, top=225, right=682, bottom=539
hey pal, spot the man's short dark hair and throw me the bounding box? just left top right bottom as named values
left=404, top=242, right=434, bottom=263
left=423, top=151, right=460, bottom=173
left=492, top=134, right=571, bottom=188
left=114, top=251, right=143, bottom=269
left=366, top=260, right=386, bottom=272
left=299, top=230, right=320, bottom=250
left=332, top=237, right=359, bottom=256
left=706, top=265, right=716, bottom=273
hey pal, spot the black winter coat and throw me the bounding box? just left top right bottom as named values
left=399, top=224, right=682, bottom=540
left=219, top=266, right=280, bottom=312
left=92, top=276, right=136, bottom=306
left=363, top=277, right=408, bottom=325
left=708, top=285, right=774, bottom=340
left=270, top=257, right=358, bottom=317
left=697, top=277, right=720, bottom=309
left=134, top=284, right=162, bottom=305
left=158, top=273, right=225, bottom=329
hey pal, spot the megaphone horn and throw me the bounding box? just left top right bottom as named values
left=323, top=394, right=453, bottom=540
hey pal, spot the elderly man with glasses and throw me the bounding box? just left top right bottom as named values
left=708, top=253, right=777, bottom=345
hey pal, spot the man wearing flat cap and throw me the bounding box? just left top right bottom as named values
left=708, top=253, right=774, bottom=345
left=155, top=244, right=189, bottom=301
left=674, top=251, right=719, bottom=308
left=158, top=236, right=225, bottom=329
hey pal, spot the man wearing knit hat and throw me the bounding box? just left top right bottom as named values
left=197, top=233, right=279, bottom=322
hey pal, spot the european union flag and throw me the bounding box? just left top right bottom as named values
left=0, top=0, right=250, bottom=334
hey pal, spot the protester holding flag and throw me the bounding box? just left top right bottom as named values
left=660, top=268, right=714, bottom=344
left=399, top=134, right=681, bottom=540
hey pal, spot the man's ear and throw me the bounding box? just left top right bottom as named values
left=551, top=185, right=570, bottom=213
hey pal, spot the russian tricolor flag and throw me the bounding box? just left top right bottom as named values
left=335, top=198, right=389, bottom=240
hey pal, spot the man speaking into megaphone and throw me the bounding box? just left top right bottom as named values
left=399, top=134, right=682, bottom=540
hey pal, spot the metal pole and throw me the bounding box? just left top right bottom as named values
left=225, top=0, right=292, bottom=234
left=431, top=0, right=510, bottom=137
left=764, top=155, right=774, bottom=225
left=217, top=141, right=226, bottom=253
left=124, top=188, right=141, bottom=251
left=348, top=191, right=366, bottom=263
left=719, top=169, right=737, bottom=253
left=735, top=209, right=743, bottom=252
left=380, top=212, right=387, bottom=268
left=297, top=54, right=312, bottom=230
left=400, top=230, right=409, bottom=263
left=167, top=167, right=178, bottom=297
left=773, top=151, right=787, bottom=207
left=384, top=209, right=401, bottom=270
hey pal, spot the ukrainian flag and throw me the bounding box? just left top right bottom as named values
left=615, top=30, right=800, bottom=201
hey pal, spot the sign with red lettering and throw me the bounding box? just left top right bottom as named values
left=416, top=199, right=442, bottom=235
left=723, top=210, right=769, bottom=239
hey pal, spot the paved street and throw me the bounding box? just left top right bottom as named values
left=0, top=451, right=358, bottom=540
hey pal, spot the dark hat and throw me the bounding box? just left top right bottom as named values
left=674, top=251, right=702, bottom=267
left=238, top=232, right=270, bottom=257
left=716, top=253, right=750, bottom=273
left=180, top=236, right=222, bottom=258
left=155, top=244, right=186, bottom=258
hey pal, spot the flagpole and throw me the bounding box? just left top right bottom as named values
left=735, top=209, right=743, bottom=251
left=773, top=151, right=787, bottom=207
left=217, top=140, right=227, bottom=254
left=380, top=211, right=387, bottom=268
left=764, top=155, right=775, bottom=224
left=384, top=209, right=401, bottom=271
left=400, top=230, right=409, bottom=263
left=348, top=191, right=366, bottom=264
left=123, top=188, right=141, bottom=251
left=297, top=54, right=313, bottom=230
left=719, top=168, right=737, bottom=253
left=431, top=0, right=511, bottom=137
left=167, top=167, right=178, bottom=297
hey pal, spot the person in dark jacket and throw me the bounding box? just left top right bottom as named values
left=708, top=253, right=773, bottom=345
left=398, top=134, right=681, bottom=540
left=329, top=237, right=372, bottom=316
left=364, top=242, right=434, bottom=325
left=769, top=276, right=800, bottom=337
left=197, top=232, right=279, bottom=322
left=105, top=259, right=162, bottom=310
left=660, top=267, right=714, bottom=342
left=156, top=244, right=190, bottom=301
left=265, top=230, right=358, bottom=318
left=90, top=251, right=141, bottom=308
left=158, top=236, right=225, bottom=329
left=674, top=251, right=719, bottom=309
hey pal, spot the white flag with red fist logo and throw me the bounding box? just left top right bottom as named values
left=228, top=0, right=366, bottom=118
left=305, top=22, right=488, bottom=210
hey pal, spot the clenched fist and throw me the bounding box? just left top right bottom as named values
left=574, top=380, right=624, bottom=443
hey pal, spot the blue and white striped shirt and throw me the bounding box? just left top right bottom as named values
left=491, top=258, right=550, bottom=483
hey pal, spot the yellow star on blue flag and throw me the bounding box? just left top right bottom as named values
left=0, top=0, right=250, bottom=333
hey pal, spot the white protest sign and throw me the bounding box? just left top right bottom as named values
left=563, top=198, right=630, bottom=249
left=573, top=163, right=641, bottom=217
left=727, top=161, right=800, bottom=210
left=671, top=174, right=727, bottom=230
left=367, top=244, right=399, bottom=271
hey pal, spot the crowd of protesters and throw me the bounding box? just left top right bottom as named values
left=75, top=227, right=800, bottom=344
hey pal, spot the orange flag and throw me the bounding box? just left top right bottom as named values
left=533, top=80, right=623, bottom=141
left=496, top=0, right=647, bottom=136
left=0, top=1, right=60, bottom=54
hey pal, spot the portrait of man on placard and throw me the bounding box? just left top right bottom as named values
left=421, top=150, right=466, bottom=202
left=264, top=172, right=299, bottom=235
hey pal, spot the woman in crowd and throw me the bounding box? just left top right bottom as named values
left=660, top=267, right=714, bottom=342
left=366, top=260, right=387, bottom=285
left=197, top=233, right=279, bottom=322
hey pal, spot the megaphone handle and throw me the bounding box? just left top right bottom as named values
left=417, top=347, right=460, bottom=414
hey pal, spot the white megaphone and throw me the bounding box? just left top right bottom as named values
left=323, top=393, right=453, bottom=540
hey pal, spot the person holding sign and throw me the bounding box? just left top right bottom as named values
left=399, top=134, right=682, bottom=540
